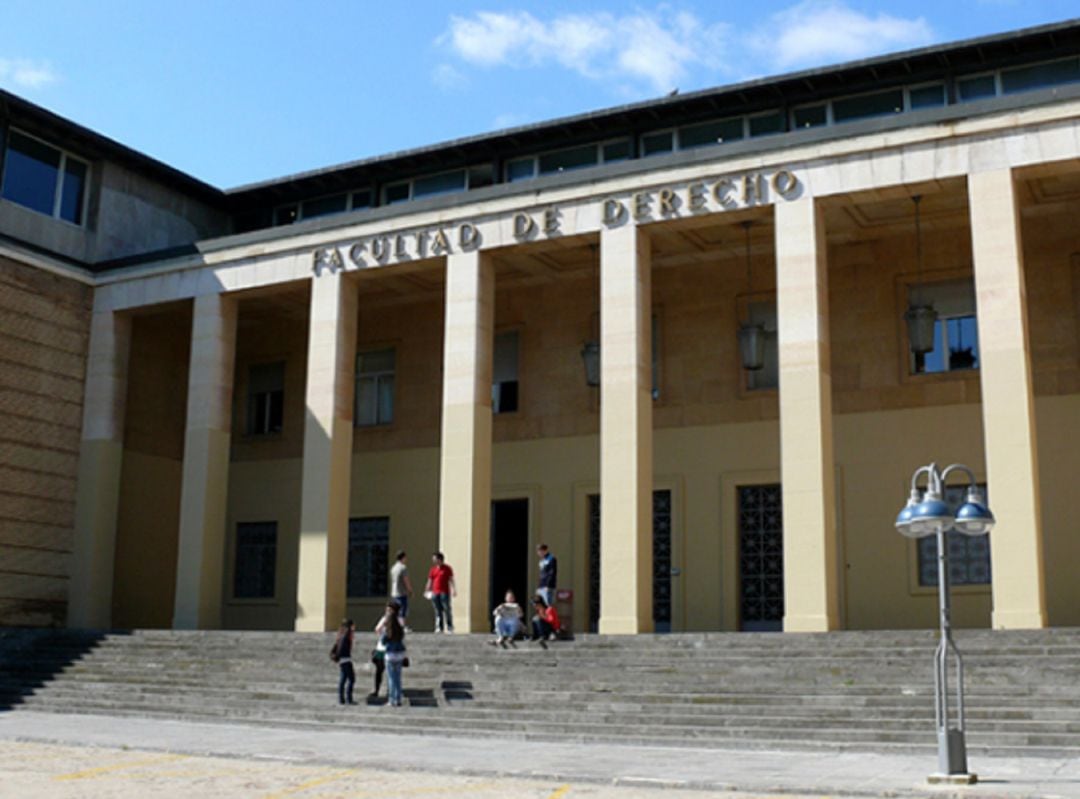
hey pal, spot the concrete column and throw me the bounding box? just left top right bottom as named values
left=598, top=224, right=653, bottom=634
left=775, top=198, right=841, bottom=632
left=968, top=168, right=1047, bottom=629
left=68, top=309, right=132, bottom=629
left=438, top=250, right=494, bottom=633
left=172, top=294, right=238, bottom=629
left=295, top=272, right=358, bottom=631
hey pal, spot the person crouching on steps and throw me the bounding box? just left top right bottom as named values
left=376, top=601, right=407, bottom=707
left=333, top=619, right=356, bottom=705
left=530, top=595, right=561, bottom=645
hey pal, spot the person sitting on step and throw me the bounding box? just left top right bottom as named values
left=530, top=595, right=561, bottom=646
left=491, top=589, right=524, bottom=647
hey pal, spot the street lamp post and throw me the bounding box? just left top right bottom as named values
left=895, top=462, right=995, bottom=784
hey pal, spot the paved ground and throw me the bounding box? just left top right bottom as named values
left=0, top=711, right=1078, bottom=798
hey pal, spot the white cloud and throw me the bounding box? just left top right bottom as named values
left=755, top=1, right=934, bottom=71
left=438, top=9, right=730, bottom=93
left=492, top=111, right=531, bottom=130
left=0, top=58, right=59, bottom=90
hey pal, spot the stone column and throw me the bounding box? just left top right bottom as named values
left=598, top=224, right=653, bottom=634
left=968, top=168, right=1047, bottom=629
left=438, top=250, right=494, bottom=633
left=295, top=272, right=358, bottom=631
left=68, top=309, right=132, bottom=629
left=775, top=198, right=841, bottom=632
left=172, top=293, right=238, bottom=629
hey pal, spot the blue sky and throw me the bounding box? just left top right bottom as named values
left=2, top=1, right=1077, bottom=188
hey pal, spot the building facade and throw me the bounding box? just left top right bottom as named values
left=3, top=22, right=1080, bottom=634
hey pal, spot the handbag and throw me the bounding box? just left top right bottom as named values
left=370, top=648, right=384, bottom=664
left=402, top=656, right=411, bottom=668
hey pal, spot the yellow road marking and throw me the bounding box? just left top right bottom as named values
left=547, top=786, right=572, bottom=799
left=53, top=753, right=187, bottom=781
left=260, top=768, right=358, bottom=798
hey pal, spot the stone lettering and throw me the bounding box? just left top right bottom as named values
left=459, top=222, right=480, bottom=249
left=658, top=188, right=677, bottom=216
left=713, top=179, right=737, bottom=209
left=633, top=192, right=652, bottom=220
left=432, top=228, right=451, bottom=254
left=371, top=237, right=389, bottom=262
left=348, top=243, right=366, bottom=268
left=772, top=169, right=800, bottom=198
left=743, top=174, right=765, bottom=205
left=514, top=212, right=537, bottom=240
left=543, top=207, right=561, bottom=235
left=394, top=235, right=408, bottom=259
left=415, top=231, right=428, bottom=258
left=687, top=183, right=708, bottom=212
left=313, top=247, right=343, bottom=275
left=603, top=198, right=627, bottom=226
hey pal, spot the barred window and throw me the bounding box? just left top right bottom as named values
left=234, top=522, right=277, bottom=598
left=347, top=517, right=389, bottom=598
left=917, top=485, right=991, bottom=587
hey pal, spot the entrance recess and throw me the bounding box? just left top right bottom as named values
left=490, top=499, right=529, bottom=613
left=738, top=484, right=784, bottom=631
left=588, top=490, right=674, bottom=632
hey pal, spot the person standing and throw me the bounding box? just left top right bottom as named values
left=389, top=550, right=413, bottom=632
left=332, top=618, right=356, bottom=705
left=536, top=544, right=558, bottom=607
left=424, top=551, right=456, bottom=633
left=376, top=601, right=407, bottom=707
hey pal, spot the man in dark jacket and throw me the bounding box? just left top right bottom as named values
left=536, top=544, right=557, bottom=607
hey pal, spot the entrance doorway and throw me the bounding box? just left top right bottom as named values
left=587, top=489, right=674, bottom=632
left=737, top=483, right=784, bottom=631
left=490, top=499, right=529, bottom=613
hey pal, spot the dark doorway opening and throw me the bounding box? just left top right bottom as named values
left=738, top=483, right=784, bottom=632
left=490, top=499, right=529, bottom=614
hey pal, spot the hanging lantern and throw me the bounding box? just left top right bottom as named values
left=581, top=340, right=600, bottom=387
left=904, top=195, right=938, bottom=358
left=738, top=322, right=765, bottom=371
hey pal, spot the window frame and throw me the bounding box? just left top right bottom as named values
left=346, top=516, right=390, bottom=599
left=896, top=269, right=982, bottom=385
left=355, top=346, right=397, bottom=428
left=736, top=291, right=780, bottom=396
left=245, top=360, right=286, bottom=437
left=492, top=328, right=521, bottom=415
left=231, top=521, right=279, bottom=602
left=1, top=127, right=90, bottom=227
left=273, top=188, right=373, bottom=225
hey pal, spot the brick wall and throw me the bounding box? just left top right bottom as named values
left=0, top=256, right=91, bottom=626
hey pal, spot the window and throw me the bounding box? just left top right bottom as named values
left=506, top=158, right=536, bottom=182
left=917, top=484, right=991, bottom=587
left=601, top=139, right=632, bottom=162
left=273, top=190, right=372, bottom=225
left=745, top=300, right=778, bottom=391
left=538, top=144, right=598, bottom=175
left=412, top=169, right=467, bottom=199
left=792, top=104, right=828, bottom=129
left=909, top=279, right=979, bottom=375
left=957, top=74, right=997, bottom=102
left=749, top=111, right=785, bottom=138
left=493, top=331, right=519, bottom=414
left=1001, top=57, right=1080, bottom=94
left=302, top=193, right=348, bottom=219
left=642, top=131, right=674, bottom=157
left=384, top=182, right=411, bottom=204
left=832, top=89, right=904, bottom=123
left=247, top=361, right=285, bottom=435
left=1, top=130, right=88, bottom=225
left=234, top=522, right=277, bottom=598
left=909, top=83, right=946, bottom=109
left=351, top=189, right=373, bottom=209
left=347, top=517, right=389, bottom=598
left=356, top=348, right=395, bottom=426
left=679, top=117, right=743, bottom=149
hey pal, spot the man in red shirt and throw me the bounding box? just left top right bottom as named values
left=530, top=595, right=561, bottom=644
left=424, top=551, right=456, bottom=633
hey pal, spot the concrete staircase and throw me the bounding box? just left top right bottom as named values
left=2, top=627, right=1079, bottom=757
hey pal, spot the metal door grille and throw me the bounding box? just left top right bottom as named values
left=738, top=484, right=783, bottom=631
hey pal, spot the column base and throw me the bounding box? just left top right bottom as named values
left=992, top=609, right=1047, bottom=629
left=598, top=616, right=654, bottom=635
left=783, top=613, right=841, bottom=633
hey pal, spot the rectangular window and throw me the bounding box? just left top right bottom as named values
left=468, top=163, right=495, bottom=189
left=413, top=169, right=467, bottom=199
left=641, top=131, right=674, bottom=157
left=506, top=158, right=537, bottom=182
left=347, top=517, right=389, bottom=598
left=679, top=117, right=743, bottom=149
left=356, top=348, right=395, bottom=426
left=234, top=522, right=277, bottom=599
left=745, top=300, right=779, bottom=391
left=274, top=205, right=298, bottom=226
left=384, top=182, right=411, bottom=204
left=601, top=139, right=632, bottom=162
left=538, top=144, right=598, bottom=175
left=351, top=189, right=373, bottom=209
left=957, top=74, right=997, bottom=102
left=492, top=331, right=519, bottom=414
left=749, top=111, right=785, bottom=137
left=247, top=361, right=285, bottom=435
left=1001, top=57, right=1080, bottom=94
left=832, top=89, right=904, bottom=123
left=1, top=130, right=88, bottom=225
left=909, top=83, right=946, bottom=109
left=917, top=485, right=991, bottom=587
left=909, top=279, right=979, bottom=375
left=792, top=104, right=827, bottom=129
left=303, top=193, right=348, bottom=219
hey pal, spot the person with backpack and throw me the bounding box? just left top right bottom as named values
left=330, top=618, right=356, bottom=705
left=375, top=600, right=407, bottom=707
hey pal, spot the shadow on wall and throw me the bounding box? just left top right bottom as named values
left=0, top=627, right=119, bottom=712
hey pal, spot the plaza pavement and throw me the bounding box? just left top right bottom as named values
left=0, top=710, right=1078, bottom=797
